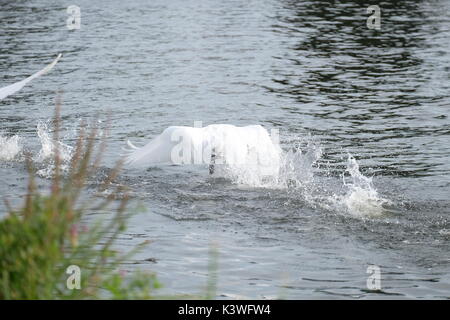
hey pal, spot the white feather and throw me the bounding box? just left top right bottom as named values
left=127, top=140, right=139, bottom=149
left=0, top=53, right=62, bottom=100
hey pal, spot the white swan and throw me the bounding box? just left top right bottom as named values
left=0, top=53, right=62, bottom=100
left=124, top=124, right=281, bottom=177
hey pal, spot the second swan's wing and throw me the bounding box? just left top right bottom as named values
left=0, top=53, right=62, bottom=100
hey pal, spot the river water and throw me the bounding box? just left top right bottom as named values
left=1, top=0, right=449, bottom=299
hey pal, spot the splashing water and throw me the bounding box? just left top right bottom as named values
left=1, top=120, right=389, bottom=217
left=35, top=121, right=73, bottom=177
left=210, top=129, right=283, bottom=188
left=36, top=122, right=72, bottom=162
left=278, top=139, right=323, bottom=188
left=0, top=134, right=22, bottom=161
left=216, top=136, right=324, bottom=189
left=126, top=124, right=391, bottom=217
left=211, top=133, right=390, bottom=217
left=333, top=155, right=391, bottom=217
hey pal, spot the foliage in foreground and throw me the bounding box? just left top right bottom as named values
left=0, top=102, right=160, bottom=299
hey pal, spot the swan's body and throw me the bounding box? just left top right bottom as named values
left=124, top=124, right=281, bottom=177
left=0, top=54, right=62, bottom=100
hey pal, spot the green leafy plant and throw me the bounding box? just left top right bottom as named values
left=0, top=100, right=158, bottom=299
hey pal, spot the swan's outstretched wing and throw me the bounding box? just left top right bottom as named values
left=0, top=53, right=62, bottom=100
left=124, top=126, right=207, bottom=167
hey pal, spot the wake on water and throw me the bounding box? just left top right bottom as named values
left=0, top=123, right=390, bottom=217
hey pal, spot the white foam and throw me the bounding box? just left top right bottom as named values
left=0, top=121, right=76, bottom=179
left=35, top=121, right=72, bottom=163
left=334, top=155, right=390, bottom=217
left=278, top=139, right=323, bottom=188
left=0, top=134, right=22, bottom=161
left=35, top=121, right=73, bottom=177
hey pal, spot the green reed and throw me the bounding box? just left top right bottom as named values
left=0, top=100, right=160, bottom=299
